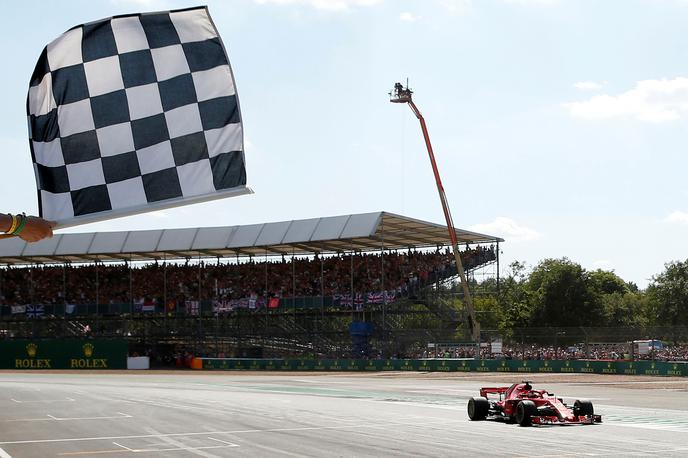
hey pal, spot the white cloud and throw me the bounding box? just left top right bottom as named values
left=665, top=210, right=688, bottom=225
left=564, top=77, right=688, bottom=122
left=253, top=0, right=382, bottom=11
left=437, top=0, right=472, bottom=14
left=573, top=81, right=604, bottom=91
left=469, top=217, right=541, bottom=242
left=399, top=12, right=420, bottom=22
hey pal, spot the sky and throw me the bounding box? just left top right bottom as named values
left=2, top=0, right=688, bottom=287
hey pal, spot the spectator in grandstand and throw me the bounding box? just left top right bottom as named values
left=0, top=245, right=496, bottom=315
left=1, top=213, right=55, bottom=242
left=415, top=343, right=688, bottom=362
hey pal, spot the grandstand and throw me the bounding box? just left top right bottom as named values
left=0, top=211, right=502, bottom=364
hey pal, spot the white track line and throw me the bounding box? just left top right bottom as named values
left=5, top=413, right=131, bottom=423
left=47, top=413, right=132, bottom=421
left=144, top=426, right=224, bottom=458
left=206, top=437, right=239, bottom=447
left=113, top=440, right=236, bottom=455
left=226, top=437, right=306, bottom=457
left=9, top=398, right=75, bottom=404
left=0, top=446, right=12, bottom=458
left=112, top=442, right=135, bottom=452
left=126, top=445, right=235, bottom=454
left=0, top=420, right=475, bottom=446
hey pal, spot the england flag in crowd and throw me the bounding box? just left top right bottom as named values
left=27, top=6, right=249, bottom=227
left=185, top=300, right=199, bottom=316
left=354, top=294, right=364, bottom=311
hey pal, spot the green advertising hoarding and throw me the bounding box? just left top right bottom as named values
left=199, top=358, right=688, bottom=377
left=0, top=339, right=127, bottom=370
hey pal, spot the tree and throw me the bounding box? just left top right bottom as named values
left=473, top=295, right=501, bottom=330
left=599, top=292, right=648, bottom=327
left=646, top=260, right=688, bottom=326
left=527, top=258, right=601, bottom=327
left=498, top=261, right=535, bottom=332
left=588, top=269, right=628, bottom=296
left=472, top=258, right=654, bottom=332
left=587, top=269, right=647, bottom=327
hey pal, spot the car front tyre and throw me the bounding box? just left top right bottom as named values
left=516, top=400, right=537, bottom=426
left=574, top=399, right=594, bottom=417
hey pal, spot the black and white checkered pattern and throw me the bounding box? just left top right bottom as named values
left=27, top=6, right=246, bottom=224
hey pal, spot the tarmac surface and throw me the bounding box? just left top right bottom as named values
left=0, top=371, right=687, bottom=457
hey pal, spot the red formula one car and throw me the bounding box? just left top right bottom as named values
left=467, top=381, right=602, bottom=426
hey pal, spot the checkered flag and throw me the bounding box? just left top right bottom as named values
left=27, top=6, right=248, bottom=227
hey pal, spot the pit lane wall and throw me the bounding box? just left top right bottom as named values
left=0, top=339, right=127, bottom=369
left=193, top=358, right=688, bottom=376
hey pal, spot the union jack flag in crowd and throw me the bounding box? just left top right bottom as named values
left=338, top=294, right=353, bottom=307
left=26, top=305, right=45, bottom=319
left=367, top=292, right=384, bottom=304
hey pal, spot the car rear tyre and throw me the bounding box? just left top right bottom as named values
left=467, top=397, right=489, bottom=421
left=516, top=400, right=537, bottom=426
left=574, top=399, right=594, bottom=417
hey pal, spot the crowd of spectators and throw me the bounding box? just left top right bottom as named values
left=417, top=343, right=688, bottom=362
left=0, top=246, right=496, bottom=308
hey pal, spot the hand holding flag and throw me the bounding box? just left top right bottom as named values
left=0, top=213, right=56, bottom=242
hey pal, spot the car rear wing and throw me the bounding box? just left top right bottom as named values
left=480, top=387, right=509, bottom=397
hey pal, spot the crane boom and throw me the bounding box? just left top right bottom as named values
left=390, top=82, right=480, bottom=343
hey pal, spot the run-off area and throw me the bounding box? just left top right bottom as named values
left=0, top=372, right=687, bottom=457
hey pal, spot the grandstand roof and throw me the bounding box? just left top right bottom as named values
left=0, top=212, right=503, bottom=265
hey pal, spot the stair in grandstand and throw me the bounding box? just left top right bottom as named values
left=64, top=319, right=89, bottom=336
left=434, top=258, right=497, bottom=289
left=397, top=295, right=461, bottom=326
left=209, top=335, right=316, bottom=356
left=397, top=254, right=497, bottom=328
left=273, top=314, right=339, bottom=351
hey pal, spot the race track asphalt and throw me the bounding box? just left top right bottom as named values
left=0, top=371, right=687, bottom=457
